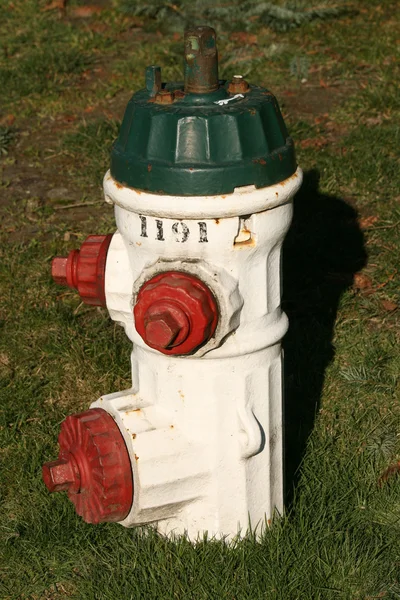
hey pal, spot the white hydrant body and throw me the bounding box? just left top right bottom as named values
left=91, top=169, right=301, bottom=539
left=43, top=26, right=303, bottom=541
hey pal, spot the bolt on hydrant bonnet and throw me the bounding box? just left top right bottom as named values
left=43, top=25, right=303, bottom=540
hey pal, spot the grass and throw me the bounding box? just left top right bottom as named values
left=119, top=0, right=354, bottom=33
left=0, top=128, right=15, bottom=156
left=62, top=119, right=121, bottom=186
left=1, top=0, right=400, bottom=598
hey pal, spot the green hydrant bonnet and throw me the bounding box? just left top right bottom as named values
left=110, top=26, right=297, bottom=196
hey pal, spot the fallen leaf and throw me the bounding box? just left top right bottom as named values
left=42, top=0, right=67, bottom=11
left=314, top=113, right=329, bottom=124
left=353, top=272, right=373, bottom=290
left=229, top=32, right=258, bottom=45
left=0, top=353, right=10, bottom=366
left=364, top=116, right=383, bottom=126
left=375, top=271, right=397, bottom=290
left=383, top=56, right=395, bottom=65
left=0, top=114, right=15, bottom=126
left=70, top=6, right=104, bottom=17
left=381, top=299, right=398, bottom=312
left=324, top=120, right=338, bottom=131
left=378, top=461, right=400, bottom=487
left=300, top=137, right=328, bottom=149
left=166, top=3, right=180, bottom=12
left=25, top=197, right=42, bottom=220
left=62, top=114, right=77, bottom=123
left=88, top=22, right=107, bottom=33
left=326, top=51, right=343, bottom=61
left=359, top=215, right=379, bottom=229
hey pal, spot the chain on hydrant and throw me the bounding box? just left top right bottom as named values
left=43, top=26, right=303, bottom=539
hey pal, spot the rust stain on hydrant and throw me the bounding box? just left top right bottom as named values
left=126, top=408, right=142, bottom=416
left=234, top=227, right=255, bottom=248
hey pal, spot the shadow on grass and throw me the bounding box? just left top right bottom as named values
left=282, top=169, right=367, bottom=506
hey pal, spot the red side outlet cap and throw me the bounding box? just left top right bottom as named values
left=42, top=408, right=133, bottom=524
left=52, top=234, right=113, bottom=306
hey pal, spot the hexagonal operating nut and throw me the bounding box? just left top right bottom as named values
left=42, top=454, right=80, bottom=493
left=51, top=256, right=70, bottom=286
left=155, top=89, right=175, bottom=104
left=228, top=75, right=249, bottom=95
left=144, top=311, right=181, bottom=348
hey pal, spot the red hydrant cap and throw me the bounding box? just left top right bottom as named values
left=42, top=408, right=133, bottom=524
left=51, top=234, right=113, bottom=306
left=134, top=271, right=218, bottom=355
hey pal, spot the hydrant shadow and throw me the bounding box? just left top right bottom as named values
left=282, top=169, right=367, bottom=507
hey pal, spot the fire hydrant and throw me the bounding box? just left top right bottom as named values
left=43, top=26, right=303, bottom=540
